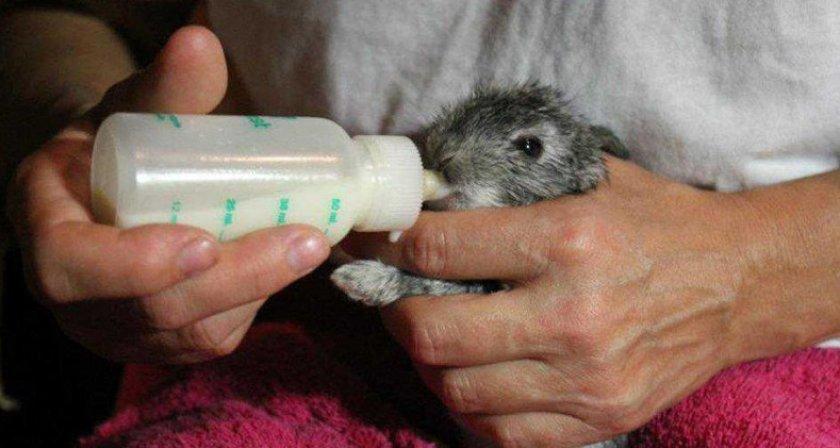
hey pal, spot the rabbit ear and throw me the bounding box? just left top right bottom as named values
left=591, top=125, right=630, bottom=159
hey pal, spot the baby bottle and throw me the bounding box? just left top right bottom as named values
left=91, top=113, right=448, bottom=244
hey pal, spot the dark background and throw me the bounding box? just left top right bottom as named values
left=1, top=246, right=122, bottom=447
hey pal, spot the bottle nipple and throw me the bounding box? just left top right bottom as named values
left=422, top=169, right=452, bottom=201
left=387, top=170, right=452, bottom=243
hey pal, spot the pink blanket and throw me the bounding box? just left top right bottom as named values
left=82, top=323, right=839, bottom=447
left=632, top=347, right=840, bottom=447
left=81, top=323, right=437, bottom=448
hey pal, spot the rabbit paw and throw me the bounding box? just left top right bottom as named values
left=330, top=260, right=404, bottom=307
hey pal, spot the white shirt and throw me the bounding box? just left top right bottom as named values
left=207, top=0, right=839, bottom=191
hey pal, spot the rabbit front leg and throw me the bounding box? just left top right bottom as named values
left=331, top=260, right=492, bottom=307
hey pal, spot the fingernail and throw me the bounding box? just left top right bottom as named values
left=178, top=237, right=219, bottom=278
left=285, top=232, right=330, bottom=274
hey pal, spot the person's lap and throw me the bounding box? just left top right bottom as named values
left=93, top=267, right=840, bottom=447
left=90, top=267, right=458, bottom=446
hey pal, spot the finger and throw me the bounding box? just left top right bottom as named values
left=416, top=360, right=578, bottom=415
left=17, top=25, right=228, bottom=225
left=89, top=25, right=228, bottom=120
left=18, top=23, right=229, bottom=231
left=58, top=298, right=261, bottom=364
left=460, top=412, right=608, bottom=448
left=146, top=297, right=263, bottom=363
left=380, top=289, right=542, bottom=367
left=14, top=22, right=231, bottom=303
left=32, top=220, right=220, bottom=302
left=11, top=130, right=223, bottom=302
left=12, top=129, right=96, bottom=232
left=342, top=202, right=564, bottom=281
left=166, top=314, right=254, bottom=364
left=134, top=225, right=329, bottom=330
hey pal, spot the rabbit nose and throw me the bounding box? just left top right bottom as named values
left=442, top=161, right=467, bottom=184
left=442, top=166, right=456, bottom=184
left=438, top=153, right=462, bottom=181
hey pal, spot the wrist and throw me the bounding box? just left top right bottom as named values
left=718, top=181, right=840, bottom=365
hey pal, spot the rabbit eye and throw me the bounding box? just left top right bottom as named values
left=513, top=136, right=543, bottom=159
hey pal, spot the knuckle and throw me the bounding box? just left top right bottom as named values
left=439, top=371, right=480, bottom=413
left=492, top=424, right=530, bottom=448
left=607, top=416, right=641, bottom=435
left=29, top=260, right=67, bottom=303
left=407, top=322, right=448, bottom=364
left=135, top=296, right=185, bottom=330
left=601, top=407, right=644, bottom=435
left=122, top=231, right=191, bottom=290
left=29, top=229, right=74, bottom=303
left=212, top=331, right=242, bottom=357
left=11, top=151, right=49, bottom=195
left=122, top=227, right=214, bottom=294
left=554, top=298, right=612, bottom=359
left=609, top=394, right=646, bottom=432
left=555, top=321, right=601, bottom=359
left=34, top=274, right=72, bottom=305
left=246, top=263, right=287, bottom=298
left=227, top=268, right=282, bottom=307
left=460, top=416, right=538, bottom=448
left=9, top=154, right=37, bottom=205
left=235, top=242, right=297, bottom=299
left=405, top=223, right=448, bottom=278
left=182, top=320, right=235, bottom=356
left=602, top=400, right=634, bottom=428
left=589, top=382, right=644, bottom=434
left=124, top=250, right=168, bottom=294
left=549, top=213, right=610, bottom=263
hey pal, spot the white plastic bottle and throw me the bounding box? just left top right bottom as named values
left=91, top=113, right=449, bottom=244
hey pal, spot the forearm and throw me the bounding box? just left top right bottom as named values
left=732, top=169, right=840, bottom=361
left=0, top=7, right=136, bottom=179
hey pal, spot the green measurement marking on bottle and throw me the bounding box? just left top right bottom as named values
left=155, top=113, right=182, bottom=128
left=323, top=198, right=341, bottom=235
left=328, top=199, right=341, bottom=223
left=218, top=198, right=237, bottom=241
left=169, top=200, right=182, bottom=224
left=276, top=198, right=290, bottom=224
left=246, top=116, right=271, bottom=129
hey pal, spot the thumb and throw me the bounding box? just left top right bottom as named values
left=91, top=25, right=228, bottom=120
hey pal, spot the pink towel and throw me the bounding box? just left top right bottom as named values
left=632, top=348, right=840, bottom=447
left=82, top=318, right=839, bottom=447
left=80, top=323, right=437, bottom=448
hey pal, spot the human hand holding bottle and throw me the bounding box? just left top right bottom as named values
left=8, top=26, right=330, bottom=363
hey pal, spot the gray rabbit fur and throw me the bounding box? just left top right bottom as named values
left=331, top=82, right=627, bottom=307
left=331, top=83, right=629, bottom=448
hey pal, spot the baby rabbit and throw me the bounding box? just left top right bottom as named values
left=331, top=82, right=628, bottom=307
left=331, top=83, right=629, bottom=448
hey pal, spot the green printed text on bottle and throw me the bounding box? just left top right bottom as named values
left=324, top=198, right=341, bottom=235
left=170, top=200, right=182, bottom=224
left=155, top=114, right=181, bottom=129
left=246, top=116, right=271, bottom=129
left=277, top=198, right=290, bottom=224
left=218, top=198, right=237, bottom=240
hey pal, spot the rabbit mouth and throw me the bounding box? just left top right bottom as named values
left=423, top=191, right=460, bottom=211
